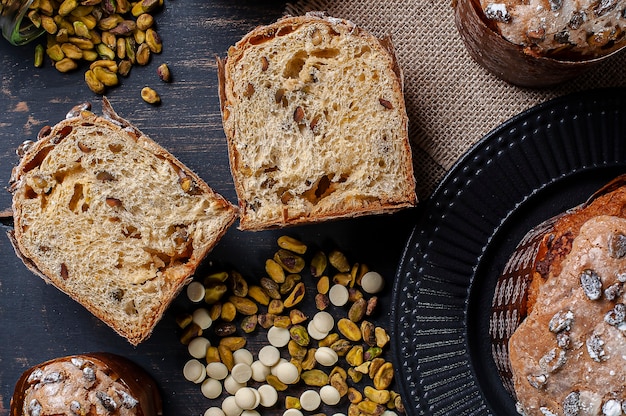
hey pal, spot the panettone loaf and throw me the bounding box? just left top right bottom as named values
left=454, top=0, right=626, bottom=86
left=7, top=99, right=238, bottom=346
left=218, top=12, right=417, bottom=230
left=494, top=176, right=626, bottom=415
left=11, top=353, right=162, bottom=416
left=479, top=0, right=626, bottom=59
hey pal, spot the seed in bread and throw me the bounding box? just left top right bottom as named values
left=7, top=98, right=238, bottom=345
left=218, top=12, right=417, bottom=230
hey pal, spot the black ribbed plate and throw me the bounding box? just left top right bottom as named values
left=391, top=88, right=626, bottom=416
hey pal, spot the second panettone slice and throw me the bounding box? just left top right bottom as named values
left=8, top=99, right=238, bottom=345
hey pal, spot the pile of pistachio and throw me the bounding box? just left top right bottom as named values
left=27, top=0, right=169, bottom=100
left=177, top=236, right=405, bottom=416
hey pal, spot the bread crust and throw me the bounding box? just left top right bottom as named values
left=8, top=99, right=238, bottom=345
left=218, top=13, right=417, bottom=230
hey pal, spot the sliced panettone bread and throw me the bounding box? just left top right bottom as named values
left=7, top=98, right=238, bottom=345
left=218, top=12, right=417, bottom=230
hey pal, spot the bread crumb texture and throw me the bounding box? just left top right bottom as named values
left=10, top=110, right=237, bottom=345
left=221, top=14, right=416, bottom=230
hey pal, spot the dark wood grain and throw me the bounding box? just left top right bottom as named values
left=0, top=1, right=419, bottom=415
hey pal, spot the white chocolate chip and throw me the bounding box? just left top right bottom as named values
left=251, top=360, right=271, bottom=382
left=312, top=311, right=335, bottom=333
left=300, top=389, right=321, bottom=411
left=270, top=358, right=288, bottom=376
left=201, top=378, right=223, bottom=399
left=258, top=345, right=281, bottom=367
left=224, top=374, right=245, bottom=395
left=275, top=361, right=299, bottom=384
left=194, top=371, right=207, bottom=384
left=206, top=362, right=229, bottom=380
left=233, top=349, right=254, bottom=366
left=231, top=363, right=253, bottom=384
left=267, top=326, right=291, bottom=347
left=183, top=359, right=206, bottom=383
left=307, top=320, right=329, bottom=340
left=204, top=407, right=226, bottom=416
left=319, top=385, right=341, bottom=405
left=186, top=281, right=206, bottom=302
left=235, top=387, right=260, bottom=410
left=361, top=271, right=384, bottom=294
left=257, top=384, right=278, bottom=407
left=241, top=411, right=260, bottom=416
left=192, top=308, right=213, bottom=329
left=328, top=284, right=349, bottom=306
left=222, top=396, right=243, bottom=416
left=283, top=409, right=303, bottom=416
left=188, top=336, right=210, bottom=359
left=315, top=346, right=339, bottom=366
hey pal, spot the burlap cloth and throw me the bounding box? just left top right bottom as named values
left=285, top=0, right=626, bottom=200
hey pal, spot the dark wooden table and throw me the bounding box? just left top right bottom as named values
left=0, top=1, right=419, bottom=414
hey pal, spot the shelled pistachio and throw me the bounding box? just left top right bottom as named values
left=27, top=0, right=165, bottom=96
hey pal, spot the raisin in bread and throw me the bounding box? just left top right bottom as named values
left=7, top=99, right=238, bottom=345
left=11, top=353, right=162, bottom=416
left=492, top=176, right=626, bottom=415
left=218, top=12, right=417, bottom=231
